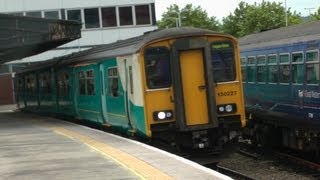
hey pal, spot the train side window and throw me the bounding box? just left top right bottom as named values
left=86, top=70, right=95, bottom=95
left=108, top=68, right=119, bottom=97
left=39, top=72, right=51, bottom=94
left=247, top=56, right=256, bottom=83
left=257, top=56, right=267, bottom=83
left=267, top=55, right=278, bottom=83
left=79, top=71, right=86, bottom=95
left=144, top=47, right=171, bottom=89
left=211, top=41, right=236, bottom=82
left=240, top=57, right=246, bottom=82
left=58, top=72, right=70, bottom=96
left=279, top=54, right=290, bottom=84
left=306, top=51, right=319, bottom=84
left=291, top=52, right=304, bottom=84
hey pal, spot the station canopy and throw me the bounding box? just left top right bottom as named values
left=0, top=13, right=81, bottom=64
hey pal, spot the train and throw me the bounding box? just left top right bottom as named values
left=240, top=21, right=320, bottom=156
left=15, top=27, right=246, bottom=152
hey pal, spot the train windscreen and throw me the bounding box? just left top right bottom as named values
left=211, top=41, right=236, bottom=82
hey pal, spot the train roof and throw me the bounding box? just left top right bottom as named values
left=239, top=20, right=320, bottom=51
left=17, top=27, right=227, bottom=74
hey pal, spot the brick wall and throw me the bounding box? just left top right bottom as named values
left=0, top=73, right=15, bottom=105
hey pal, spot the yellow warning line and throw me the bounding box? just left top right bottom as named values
left=35, top=119, right=173, bottom=180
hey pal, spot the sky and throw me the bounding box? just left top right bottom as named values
left=155, top=0, right=320, bottom=21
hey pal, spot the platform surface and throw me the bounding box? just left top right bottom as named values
left=0, top=105, right=231, bottom=180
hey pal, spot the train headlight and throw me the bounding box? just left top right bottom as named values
left=153, top=110, right=174, bottom=121
left=225, top=105, right=233, bottom=112
left=217, top=104, right=237, bottom=114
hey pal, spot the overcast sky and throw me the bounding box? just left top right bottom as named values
left=155, top=0, right=320, bottom=21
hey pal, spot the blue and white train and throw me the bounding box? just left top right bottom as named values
left=240, top=21, right=320, bottom=155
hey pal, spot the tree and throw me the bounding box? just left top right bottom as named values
left=222, top=1, right=302, bottom=37
left=310, top=7, right=320, bottom=21
left=157, top=4, right=220, bottom=31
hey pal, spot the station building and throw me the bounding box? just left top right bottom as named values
left=0, top=0, right=158, bottom=104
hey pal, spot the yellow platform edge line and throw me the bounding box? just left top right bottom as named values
left=50, top=125, right=173, bottom=180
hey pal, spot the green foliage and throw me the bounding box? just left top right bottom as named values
left=157, top=4, right=220, bottom=31
left=222, top=1, right=302, bottom=37
left=310, top=7, right=320, bottom=20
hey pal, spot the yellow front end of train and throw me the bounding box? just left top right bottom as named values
left=139, top=28, right=245, bottom=150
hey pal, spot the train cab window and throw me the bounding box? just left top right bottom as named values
left=240, top=57, right=247, bottom=82
left=144, top=47, right=171, bottom=89
left=108, top=68, right=119, bottom=97
left=279, top=54, right=290, bottom=84
left=247, top=56, right=256, bottom=83
left=267, top=55, right=278, bottom=83
left=306, top=51, right=320, bottom=84
left=291, top=52, right=304, bottom=84
left=257, top=56, right=267, bottom=83
left=211, top=41, right=236, bottom=82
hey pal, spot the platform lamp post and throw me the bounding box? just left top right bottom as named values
left=284, top=0, right=288, bottom=26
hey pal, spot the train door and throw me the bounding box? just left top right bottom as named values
left=171, top=38, right=218, bottom=131
left=100, top=60, right=130, bottom=128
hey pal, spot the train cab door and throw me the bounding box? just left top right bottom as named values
left=171, top=38, right=218, bottom=131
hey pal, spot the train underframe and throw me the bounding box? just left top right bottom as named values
left=151, top=119, right=241, bottom=153
left=243, top=113, right=320, bottom=159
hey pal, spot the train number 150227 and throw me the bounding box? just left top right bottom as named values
left=217, top=91, right=237, bottom=96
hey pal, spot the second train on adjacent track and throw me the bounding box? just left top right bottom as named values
left=15, top=27, right=246, bottom=152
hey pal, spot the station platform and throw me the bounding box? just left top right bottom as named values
left=0, top=105, right=231, bottom=180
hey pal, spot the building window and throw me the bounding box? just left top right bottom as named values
left=306, top=51, right=319, bottom=84
left=119, top=6, right=133, bottom=26
left=108, top=68, right=119, bottom=97
left=267, top=55, right=278, bottom=83
left=101, top=7, right=117, bottom=27
left=247, top=56, right=256, bottom=83
left=26, top=11, right=41, bottom=18
left=84, top=8, right=100, bottom=29
left=44, top=11, right=60, bottom=19
left=144, top=47, right=171, bottom=89
left=135, top=5, right=150, bottom=25
left=67, top=9, right=82, bottom=22
left=279, top=54, right=290, bottom=84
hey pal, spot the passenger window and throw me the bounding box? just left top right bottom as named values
left=58, top=72, right=70, bottom=96
left=79, top=71, right=86, bottom=95
left=247, top=57, right=256, bottom=83
left=291, top=53, right=304, bottom=84
left=257, top=56, right=266, bottom=83
left=267, top=55, right=278, bottom=83
left=306, top=51, right=319, bottom=84
left=108, top=68, right=119, bottom=97
left=86, top=70, right=95, bottom=95
left=279, top=54, right=290, bottom=83
left=144, top=47, right=171, bottom=89
left=211, top=41, right=236, bottom=82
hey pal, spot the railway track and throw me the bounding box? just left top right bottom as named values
left=215, top=164, right=256, bottom=180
